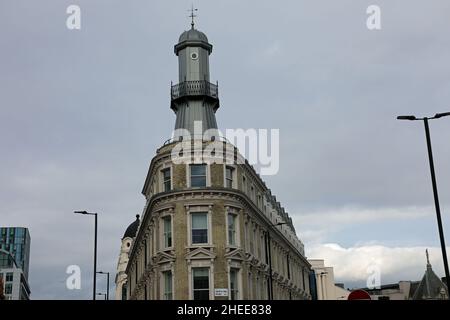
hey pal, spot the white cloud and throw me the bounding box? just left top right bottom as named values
left=2, top=0, right=450, bottom=299
left=292, top=206, right=433, bottom=243
left=307, top=243, right=448, bottom=287
left=297, top=206, right=432, bottom=226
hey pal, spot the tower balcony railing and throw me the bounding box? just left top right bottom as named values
left=171, top=80, right=219, bottom=100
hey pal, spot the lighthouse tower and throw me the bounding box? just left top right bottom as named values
left=170, top=18, right=220, bottom=140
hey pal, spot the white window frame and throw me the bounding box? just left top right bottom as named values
left=160, top=213, right=173, bottom=250
left=187, top=163, right=210, bottom=188
left=160, top=166, right=172, bottom=192
left=225, top=206, right=240, bottom=248
left=228, top=267, right=242, bottom=300
left=160, top=265, right=174, bottom=300
left=189, top=265, right=213, bottom=300
left=190, top=212, right=209, bottom=245
left=224, top=165, right=236, bottom=189
left=186, top=205, right=213, bottom=247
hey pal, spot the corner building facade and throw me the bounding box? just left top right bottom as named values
left=125, top=23, right=311, bottom=300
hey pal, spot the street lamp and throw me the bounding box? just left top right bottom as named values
left=75, top=210, right=98, bottom=300
left=397, top=112, right=450, bottom=295
left=97, top=271, right=110, bottom=300
left=266, top=221, right=287, bottom=300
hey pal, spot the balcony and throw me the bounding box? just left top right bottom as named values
left=171, top=80, right=219, bottom=101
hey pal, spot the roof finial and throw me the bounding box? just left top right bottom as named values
left=188, top=4, right=198, bottom=29
left=426, top=248, right=430, bottom=265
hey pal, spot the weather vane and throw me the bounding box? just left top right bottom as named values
left=188, top=4, right=198, bottom=28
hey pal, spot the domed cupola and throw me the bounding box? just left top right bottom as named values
left=175, top=28, right=212, bottom=56
left=178, top=28, right=209, bottom=42
left=123, top=215, right=140, bottom=239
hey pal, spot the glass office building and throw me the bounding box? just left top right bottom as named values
left=0, top=249, right=31, bottom=300
left=0, top=227, right=31, bottom=280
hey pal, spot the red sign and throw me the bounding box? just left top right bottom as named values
left=348, top=290, right=371, bottom=300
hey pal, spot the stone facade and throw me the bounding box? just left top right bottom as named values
left=125, top=142, right=311, bottom=300
left=122, top=22, right=311, bottom=301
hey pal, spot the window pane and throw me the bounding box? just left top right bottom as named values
left=230, top=270, right=236, bottom=288
left=228, top=214, right=236, bottom=246
left=191, top=176, right=206, bottom=187
left=192, top=229, right=207, bottom=244
left=193, top=271, right=209, bottom=289
left=163, top=169, right=171, bottom=179
left=226, top=167, right=233, bottom=188
left=228, top=230, right=234, bottom=245
left=164, top=217, right=172, bottom=247
left=190, top=165, right=206, bottom=187
left=164, top=217, right=171, bottom=232
left=230, top=269, right=238, bottom=300
left=192, top=213, right=208, bottom=244
left=228, top=214, right=234, bottom=228
left=164, top=271, right=173, bottom=300
left=226, top=167, right=232, bottom=179
left=165, top=272, right=172, bottom=288
left=193, top=268, right=209, bottom=300
left=193, top=268, right=208, bottom=278
left=162, top=168, right=171, bottom=192
left=190, top=164, right=206, bottom=176
left=192, top=213, right=207, bottom=229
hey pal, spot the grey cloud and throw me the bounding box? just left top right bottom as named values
left=1, top=0, right=450, bottom=298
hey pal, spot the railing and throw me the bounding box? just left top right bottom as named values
left=162, top=135, right=231, bottom=146
left=171, top=80, right=218, bottom=100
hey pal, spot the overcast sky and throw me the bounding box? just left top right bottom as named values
left=1, top=0, right=450, bottom=299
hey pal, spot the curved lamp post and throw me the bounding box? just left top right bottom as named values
left=397, top=112, right=450, bottom=296
left=75, top=210, right=98, bottom=300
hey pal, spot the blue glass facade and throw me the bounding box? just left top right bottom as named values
left=0, top=227, right=31, bottom=280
